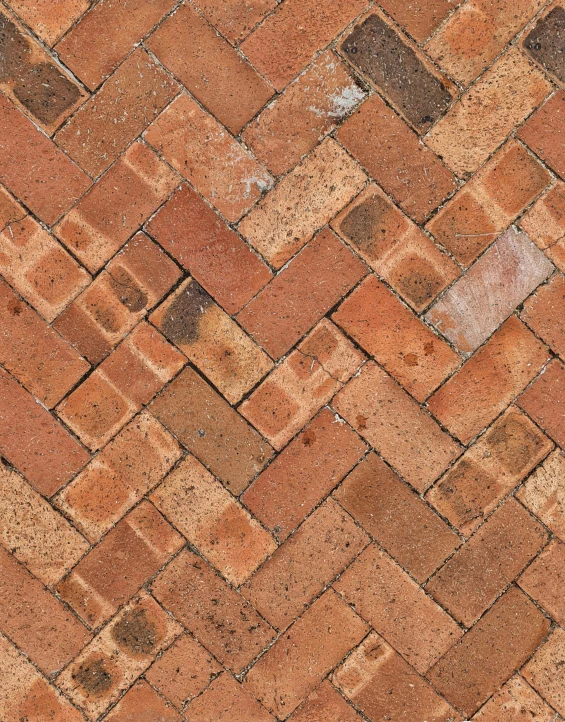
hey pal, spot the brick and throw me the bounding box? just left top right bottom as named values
left=55, top=48, right=180, bottom=178
left=184, top=674, right=274, bottom=722
left=152, top=455, right=276, bottom=585
left=55, top=413, right=180, bottom=541
left=242, top=408, right=366, bottom=540
left=518, top=359, right=565, bottom=447
left=0, top=279, right=89, bottom=407
left=289, top=681, right=363, bottom=722
left=523, top=627, right=565, bottom=717
left=146, top=184, right=272, bottom=315
left=428, top=316, right=550, bottom=444
left=426, top=49, right=551, bottom=176
left=237, top=228, right=367, bottom=359
left=147, top=3, right=273, bottom=133
left=55, top=0, right=177, bottom=89
left=57, top=501, right=183, bottom=628
left=334, top=362, right=460, bottom=491
left=0, top=368, right=89, bottom=496
left=242, top=498, right=368, bottom=629
left=337, top=93, right=457, bottom=222
left=332, top=183, right=459, bottom=311
left=7, top=0, right=89, bottom=45
left=427, top=141, right=552, bottom=267
left=519, top=539, right=565, bottom=626
left=150, top=366, right=273, bottom=494
left=523, top=4, right=565, bottom=85
left=335, top=544, right=462, bottom=673
left=241, top=0, right=368, bottom=91
left=239, top=138, right=366, bottom=268
left=104, top=680, right=181, bottom=722
left=0, top=185, right=25, bottom=228
left=0, top=633, right=85, bottom=722
left=376, top=0, right=461, bottom=43
left=517, top=449, right=565, bottom=541
left=333, top=632, right=460, bottom=722
left=152, top=549, right=275, bottom=673
left=0, top=8, right=86, bottom=133
left=333, top=275, right=460, bottom=401
left=427, top=407, right=552, bottom=535
left=57, top=592, right=181, bottom=720
left=0, top=546, right=91, bottom=676
left=192, top=0, right=277, bottom=43
left=523, top=273, right=565, bottom=358
left=521, top=181, right=565, bottom=270
left=341, top=11, right=456, bottom=133
left=55, top=141, right=180, bottom=272
left=426, top=0, right=544, bottom=86
left=519, top=91, right=565, bottom=179
left=298, top=318, right=366, bottom=382
left=145, top=633, right=222, bottom=710
left=0, top=94, right=90, bottom=225
left=427, top=587, right=550, bottom=718
left=244, top=589, right=368, bottom=717
left=472, top=675, right=556, bottom=722
left=151, top=278, right=273, bottom=403
left=145, top=93, right=272, bottom=222
left=243, top=50, right=366, bottom=176
left=335, top=453, right=460, bottom=582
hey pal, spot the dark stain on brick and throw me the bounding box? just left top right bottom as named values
left=524, top=6, right=565, bottom=83
left=341, top=14, right=453, bottom=130
left=161, top=280, right=213, bottom=345
left=0, top=13, right=30, bottom=81
left=13, top=62, right=81, bottom=125
left=109, top=268, right=148, bottom=312
left=73, top=656, right=113, bottom=695
left=339, top=194, right=395, bottom=259
left=395, top=256, right=445, bottom=308
left=486, top=413, right=545, bottom=476
left=112, top=608, right=158, bottom=656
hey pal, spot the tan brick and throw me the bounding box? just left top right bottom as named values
left=517, top=449, right=565, bottom=541
left=8, top=0, right=89, bottom=45
left=184, top=674, right=275, bottom=722
left=523, top=627, right=565, bottom=717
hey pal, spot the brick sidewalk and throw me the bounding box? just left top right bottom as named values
left=1, top=0, right=565, bottom=720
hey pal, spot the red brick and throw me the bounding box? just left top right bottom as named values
left=0, top=368, right=89, bottom=496
left=238, top=228, right=367, bottom=359
left=517, top=449, right=565, bottom=541
left=0, top=94, right=90, bottom=225
left=147, top=3, right=273, bottom=133
left=519, top=359, right=565, bottom=447
left=239, top=138, right=366, bottom=268
left=0, top=546, right=91, bottom=676
left=428, top=316, right=549, bottom=444
left=519, top=539, right=565, bottom=626
left=144, top=93, right=272, bottom=222
left=519, top=90, right=565, bottom=179
left=8, top=0, right=89, bottom=45
left=472, top=675, right=555, bottom=722
left=334, top=362, right=461, bottom=492
left=152, top=549, right=276, bottom=673
left=377, top=0, right=461, bottom=43
left=337, top=93, right=457, bottom=222
left=55, top=0, right=178, bottom=89
left=55, top=141, right=180, bottom=272
left=55, top=48, right=180, bottom=178
left=288, top=680, right=364, bottom=722
left=104, top=680, right=181, bottom=722
left=299, top=319, right=366, bottom=382
left=334, top=275, right=460, bottom=401
left=242, top=407, right=366, bottom=540
left=240, top=0, right=369, bottom=91
left=184, top=674, right=274, bottom=722
left=523, top=273, right=565, bottom=358
left=146, top=184, right=272, bottom=315
left=192, top=0, right=277, bottom=43
left=244, top=589, right=368, bottom=717
left=0, top=185, right=25, bottom=228
left=335, top=453, right=460, bottom=582
left=521, top=181, right=565, bottom=270
left=523, top=627, right=565, bottom=717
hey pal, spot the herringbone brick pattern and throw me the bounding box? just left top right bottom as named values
left=1, top=0, right=565, bottom=719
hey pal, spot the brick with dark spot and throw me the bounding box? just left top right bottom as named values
left=160, top=280, right=213, bottom=346
left=73, top=656, right=114, bottom=696
left=524, top=6, right=565, bottom=84
left=0, top=13, right=30, bottom=81
left=13, top=62, right=81, bottom=125
left=112, top=608, right=158, bottom=657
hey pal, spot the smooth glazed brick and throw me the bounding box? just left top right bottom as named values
left=517, top=449, right=565, bottom=541
left=519, top=90, right=565, bottom=179
left=518, top=359, right=565, bottom=447
left=184, top=674, right=275, bottom=722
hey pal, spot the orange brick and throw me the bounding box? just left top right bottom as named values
left=146, top=184, right=272, bottom=315
left=517, top=449, right=565, bottom=541
left=55, top=0, right=177, bottom=89
left=428, top=407, right=552, bottom=535
left=377, top=0, right=461, bottom=43
left=147, top=3, right=273, bottom=133
left=299, top=318, right=366, bottom=382
left=184, top=674, right=274, bottom=722
left=192, top=0, right=277, bottom=43
left=152, top=455, right=276, bottom=585
left=428, top=316, right=550, bottom=444
left=335, top=452, right=460, bottom=582
left=242, top=498, right=368, bottom=629
left=337, top=93, right=457, bottom=222
left=0, top=368, right=89, bottom=496
left=244, top=590, right=368, bottom=717
left=240, top=0, right=368, bottom=91
left=426, top=48, right=551, bottom=176
left=333, top=275, right=460, bottom=401
left=334, top=362, right=461, bottom=491
left=152, top=549, right=276, bottom=673
left=522, top=627, right=565, bottom=717
left=519, top=539, right=565, bottom=626
left=335, top=544, right=462, bottom=673
left=104, top=680, right=182, bottom=722
left=289, top=680, right=364, bottom=722
left=472, top=675, right=555, bottom=722
left=55, top=141, right=180, bottom=272
left=427, top=140, right=552, bottom=266
left=151, top=278, right=273, bottom=403
left=332, top=183, right=459, bottom=311
left=242, top=407, right=367, bottom=540
left=0, top=185, right=25, bottom=228
left=150, top=366, right=273, bottom=494
left=238, top=228, right=367, bottom=359
left=239, top=138, right=366, bottom=268
left=243, top=50, right=366, bottom=176
left=523, top=273, right=565, bottom=358
left=519, top=359, right=565, bottom=447
left=55, top=48, right=180, bottom=178
left=8, top=0, right=89, bottom=45
left=519, top=90, right=565, bottom=179
left=145, top=93, right=272, bottom=222
left=521, top=181, right=565, bottom=270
